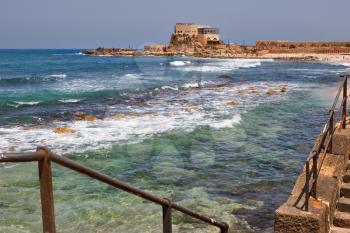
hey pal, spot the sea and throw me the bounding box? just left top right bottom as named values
left=0, top=49, right=350, bottom=233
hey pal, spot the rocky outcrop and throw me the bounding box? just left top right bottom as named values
left=53, top=128, right=76, bottom=134
left=82, top=47, right=135, bottom=56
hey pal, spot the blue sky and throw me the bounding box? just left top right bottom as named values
left=1, top=0, right=349, bottom=48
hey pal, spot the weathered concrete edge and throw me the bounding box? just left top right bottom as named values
left=274, top=129, right=349, bottom=233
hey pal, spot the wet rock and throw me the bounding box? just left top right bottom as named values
left=74, top=111, right=85, bottom=116
left=249, top=87, right=257, bottom=94
left=74, top=111, right=86, bottom=120
left=226, top=100, right=236, bottom=107
left=216, top=74, right=233, bottom=80
left=129, top=112, right=138, bottom=118
left=143, top=111, right=154, bottom=116
left=185, top=103, right=200, bottom=111
left=83, top=115, right=97, bottom=121
left=112, top=113, right=126, bottom=120
left=52, top=118, right=60, bottom=123
left=266, top=88, right=276, bottom=96
left=238, top=89, right=246, bottom=95
left=23, top=125, right=45, bottom=131
left=53, top=128, right=76, bottom=134
left=280, top=86, right=288, bottom=93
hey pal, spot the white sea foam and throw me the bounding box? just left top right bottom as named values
left=182, top=82, right=199, bottom=88
left=13, top=101, right=40, bottom=106
left=180, top=59, right=271, bottom=72
left=170, top=61, right=191, bottom=66
left=210, top=114, right=242, bottom=129
left=47, top=74, right=67, bottom=78
left=181, top=81, right=209, bottom=89
left=1, top=80, right=307, bottom=154
left=341, top=63, right=350, bottom=67
left=124, top=73, right=138, bottom=77
left=161, top=85, right=179, bottom=91
left=58, top=99, right=81, bottom=103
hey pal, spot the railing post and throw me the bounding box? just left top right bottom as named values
left=342, top=75, right=347, bottom=129
left=311, top=154, right=318, bottom=199
left=328, top=113, right=334, bottom=153
left=37, top=147, right=56, bottom=233
left=162, top=199, right=172, bottom=233
left=220, top=223, right=229, bottom=233
left=305, top=161, right=310, bottom=211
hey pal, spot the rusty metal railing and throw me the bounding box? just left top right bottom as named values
left=294, top=73, right=349, bottom=211
left=0, top=147, right=229, bottom=233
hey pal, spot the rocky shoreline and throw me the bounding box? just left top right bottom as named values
left=83, top=35, right=350, bottom=65
left=82, top=47, right=350, bottom=65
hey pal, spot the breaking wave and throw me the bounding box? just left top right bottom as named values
left=174, top=59, right=272, bottom=72
left=58, top=99, right=81, bottom=103
left=170, top=61, right=191, bottom=66
left=0, top=81, right=303, bottom=154
left=0, top=74, right=66, bottom=86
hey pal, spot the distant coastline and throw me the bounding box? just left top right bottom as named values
left=82, top=48, right=350, bottom=66
left=82, top=23, right=350, bottom=65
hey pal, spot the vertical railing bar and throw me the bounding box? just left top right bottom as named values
left=312, top=152, right=318, bottom=199
left=220, top=223, right=229, bottom=233
left=305, top=161, right=310, bottom=211
left=328, top=112, right=334, bottom=153
left=162, top=199, right=172, bottom=233
left=342, top=75, right=347, bottom=129
left=37, top=147, right=56, bottom=233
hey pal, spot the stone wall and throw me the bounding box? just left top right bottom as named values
left=257, top=41, right=350, bottom=54
left=144, top=44, right=166, bottom=53
left=174, top=23, right=198, bottom=35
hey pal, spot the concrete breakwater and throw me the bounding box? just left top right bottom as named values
left=275, top=75, right=350, bottom=233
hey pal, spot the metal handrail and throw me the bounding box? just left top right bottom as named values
left=0, top=147, right=229, bottom=233
left=294, top=74, right=349, bottom=211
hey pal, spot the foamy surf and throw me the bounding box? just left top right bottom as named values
left=210, top=114, right=242, bottom=129
left=58, top=99, right=81, bottom=103
left=13, top=101, right=40, bottom=107
left=0, top=81, right=305, bottom=154
left=177, top=59, right=272, bottom=72
left=170, top=61, right=191, bottom=66
left=47, top=74, right=67, bottom=78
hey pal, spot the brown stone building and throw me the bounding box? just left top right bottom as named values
left=173, top=23, right=221, bottom=46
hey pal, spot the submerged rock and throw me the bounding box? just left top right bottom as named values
left=74, top=111, right=86, bottom=120
left=112, top=113, right=126, bottom=120
left=280, top=86, right=288, bottom=93
left=83, top=115, right=97, bottom=121
left=53, top=128, right=76, bottom=134
left=226, top=100, right=237, bottom=106
left=74, top=111, right=85, bottom=116
left=23, top=125, right=45, bottom=131
left=143, top=111, right=154, bottom=116
left=240, top=77, right=247, bottom=82
left=129, top=112, right=138, bottom=118
left=216, top=74, right=233, bottom=80
left=238, top=89, right=246, bottom=95
left=266, top=88, right=276, bottom=96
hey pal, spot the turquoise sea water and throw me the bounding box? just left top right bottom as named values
left=1, top=49, right=350, bottom=232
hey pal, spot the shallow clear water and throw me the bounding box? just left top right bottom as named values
left=0, top=50, right=350, bottom=232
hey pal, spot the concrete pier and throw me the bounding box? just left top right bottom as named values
left=275, top=127, right=350, bottom=233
